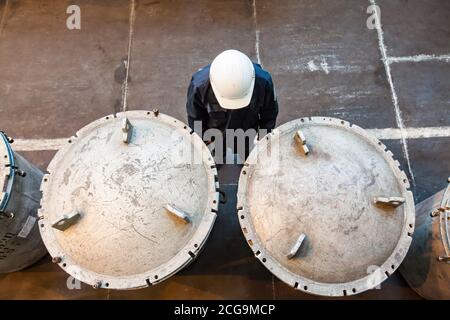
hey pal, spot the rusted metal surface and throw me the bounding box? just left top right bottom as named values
left=237, top=117, right=415, bottom=297
left=38, top=111, right=218, bottom=289
left=400, top=179, right=450, bottom=299
left=0, top=132, right=46, bottom=273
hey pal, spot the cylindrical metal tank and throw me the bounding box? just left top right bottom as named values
left=38, top=111, right=218, bottom=289
left=237, top=117, right=415, bottom=297
left=400, top=178, right=449, bottom=299
left=0, top=132, right=47, bottom=273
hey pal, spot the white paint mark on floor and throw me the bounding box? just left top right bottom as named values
left=368, top=127, right=450, bottom=140
left=122, top=0, right=136, bottom=112
left=252, top=0, right=262, bottom=65
left=320, top=58, right=330, bottom=74
left=0, top=0, right=10, bottom=38
left=369, top=0, right=415, bottom=186
left=306, top=58, right=331, bottom=74
left=307, top=60, right=319, bottom=72
left=13, top=138, right=68, bottom=151
left=11, top=127, right=450, bottom=151
left=388, top=54, right=450, bottom=64
left=286, top=55, right=365, bottom=74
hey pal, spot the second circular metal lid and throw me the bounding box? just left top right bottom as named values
left=237, top=117, right=415, bottom=296
left=39, top=111, right=218, bottom=289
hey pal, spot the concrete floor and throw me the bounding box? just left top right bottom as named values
left=0, top=0, right=449, bottom=299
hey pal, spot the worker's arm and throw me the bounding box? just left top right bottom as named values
left=186, top=79, right=208, bottom=136
left=259, top=76, right=279, bottom=133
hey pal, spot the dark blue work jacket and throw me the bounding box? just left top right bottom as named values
left=186, top=63, right=279, bottom=138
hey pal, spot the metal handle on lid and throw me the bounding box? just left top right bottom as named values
left=165, top=204, right=191, bottom=224
left=295, top=130, right=309, bottom=156
left=122, top=117, right=133, bottom=144
left=374, top=196, right=405, bottom=208
left=287, top=233, right=307, bottom=260
left=51, top=210, right=82, bottom=231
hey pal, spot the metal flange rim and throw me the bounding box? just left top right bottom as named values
left=237, top=116, right=415, bottom=297
left=39, top=110, right=218, bottom=289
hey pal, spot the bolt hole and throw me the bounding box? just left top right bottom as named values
left=44, top=178, right=48, bottom=182
left=106, top=117, right=109, bottom=120
left=40, top=224, right=44, bottom=228
left=341, top=121, right=345, bottom=125
left=194, top=244, right=198, bottom=248
left=391, top=265, right=395, bottom=269
left=213, top=200, right=217, bottom=204
left=154, top=275, right=158, bottom=280
left=352, top=288, right=356, bottom=293
left=147, top=111, right=150, bottom=115
left=262, top=258, right=266, bottom=263
left=240, top=215, right=244, bottom=219
left=409, top=224, right=413, bottom=228
left=3, top=155, right=6, bottom=159
left=303, top=286, right=308, bottom=291
left=62, top=263, right=66, bottom=267
left=68, top=140, right=72, bottom=143
left=242, top=171, right=246, bottom=175
left=105, top=283, right=109, bottom=287
left=300, top=119, right=304, bottom=122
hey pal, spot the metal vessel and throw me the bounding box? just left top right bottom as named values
left=39, top=111, right=218, bottom=289
left=237, top=117, right=415, bottom=296
left=400, top=178, right=450, bottom=299
left=0, top=131, right=47, bottom=273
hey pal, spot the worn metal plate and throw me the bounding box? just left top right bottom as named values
left=237, top=117, right=415, bottom=297
left=39, top=111, right=218, bottom=289
left=0, top=133, right=46, bottom=273
left=0, top=133, right=14, bottom=211
left=400, top=180, right=450, bottom=300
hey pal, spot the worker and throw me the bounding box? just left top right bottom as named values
left=186, top=49, right=279, bottom=164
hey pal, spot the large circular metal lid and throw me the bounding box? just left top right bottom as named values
left=39, top=111, right=218, bottom=289
left=0, top=132, right=14, bottom=212
left=237, top=117, right=415, bottom=296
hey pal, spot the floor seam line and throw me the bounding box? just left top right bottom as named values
left=9, top=126, right=450, bottom=151
left=0, top=0, right=10, bottom=39
left=122, top=0, right=136, bottom=112
left=369, top=0, right=416, bottom=186
left=252, top=0, right=262, bottom=65
left=388, top=54, right=450, bottom=64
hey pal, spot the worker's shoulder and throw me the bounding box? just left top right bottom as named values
left=190, top=65, right=211, bottom=88
left=254, top=63, right=274, bottom=87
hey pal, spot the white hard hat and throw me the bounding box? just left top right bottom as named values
left=209, top=49, right=255, bottom=110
